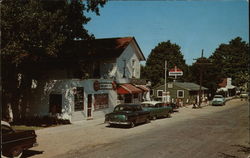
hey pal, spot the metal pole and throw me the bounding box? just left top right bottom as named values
left=165, top=60, right=167, bottom=93
left=198, top=49, right=204, bottom=108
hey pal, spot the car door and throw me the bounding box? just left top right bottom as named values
left=137, top=105, right=148, bottom=123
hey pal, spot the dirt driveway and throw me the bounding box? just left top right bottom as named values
left=29, top=99, right=249, bottom=158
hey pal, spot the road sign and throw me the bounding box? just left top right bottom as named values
left=169, top=66, right=183, bottom=77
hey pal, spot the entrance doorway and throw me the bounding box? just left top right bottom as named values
left=87, top=94, right=92, bottom=118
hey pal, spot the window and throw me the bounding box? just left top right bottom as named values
left=177, top=90, right=184, bottom=98
left=124, top=94, right=132, bottom=103
left=94, top=94, right=109, bottom=110
left=168, top=83, right=173, bottom=88
left=49, top=94, right=62, bottom=114
left=157, top=90, right=163, bottom=97
left=132, top=59, right=136, bottom=78
left=74, top=87, right=84, bottom=111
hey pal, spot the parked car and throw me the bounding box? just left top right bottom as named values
left=105, top=104, right=150, bottom=128
left=240, top=91, right=248, bottom=98
left=1, top=121, right=38, bottom=158
left=212, top=95, right=225, bottom=106
left=141, top=101, right=172, bottom=120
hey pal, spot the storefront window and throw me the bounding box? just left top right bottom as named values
left=74, top=87, right=84, bottom=111
left=49, top=94, right=62, bottom=114
left=124, top=94, right=132, bottom=103
left=94, top=94, right=109, bottom=110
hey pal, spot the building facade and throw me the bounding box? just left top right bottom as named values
left=151, top=82, right=208, bottom=105
left=27, top=37, right=147, bottom=122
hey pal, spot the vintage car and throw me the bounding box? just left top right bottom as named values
left=212, top=95, right=225, bottom=106
left=240, top=91, right=248, bottom=98
left=105, top=104, right=150, bottom=128
left=141, top=101, right=172, bottom=120
left=1, top=121, right=38, bottom=158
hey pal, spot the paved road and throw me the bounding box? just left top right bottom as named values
left=29, top=99, right=249, bottom=158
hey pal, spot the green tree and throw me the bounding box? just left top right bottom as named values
left=142, top=40, right=188, bottom=87
left=209, top=37, right=249, bottom=87
left=188, top=57, right=221, bottom=98
left=1, top=0, right=106, bottom=121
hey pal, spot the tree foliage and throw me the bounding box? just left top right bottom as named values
left=188, top=37, right=249, bottom=96
left=209, top=37, right=249, bottom=87
left=1, top=0, right=106, bottom=121
left=142, top=40, right=188, bottom=87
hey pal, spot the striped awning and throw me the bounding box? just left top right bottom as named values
left=117, top=84, right=143, bottom=94
left=136, top=85, right=149, bottom=92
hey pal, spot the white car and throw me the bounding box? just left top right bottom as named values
left=212, top=95, right=225, bottom=106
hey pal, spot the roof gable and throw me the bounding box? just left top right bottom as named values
left=70, top=37, right=145, bottom=61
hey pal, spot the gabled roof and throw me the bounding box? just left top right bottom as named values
left=154, top=82, right=208, bottom=91
left=69, top=37, right=145, bottom=61
left=174, top=82, right=208, bottom=91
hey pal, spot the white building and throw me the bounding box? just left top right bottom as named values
left=28, top=37, right=148, bottom=122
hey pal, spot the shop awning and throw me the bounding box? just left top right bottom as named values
left=136, top=85, right=149, bottom=92
left=117, top=83, right=143, bottom=94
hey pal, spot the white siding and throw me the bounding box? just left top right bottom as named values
left=28, top=79, right=117, bottom=122
left=116, top=43, right=141, bottom=80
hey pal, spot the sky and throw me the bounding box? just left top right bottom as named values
left=85, top=0, right=249, bottom=65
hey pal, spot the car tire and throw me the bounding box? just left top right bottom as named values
left=167, top=113, right=171, bottom=118
left=146, top=118, right=151, bottom=123
left=130, top=122, right=135, bottom=128
left=11, top=147, right=23, bottom=158
left=152, top=116, right=157, bottom=120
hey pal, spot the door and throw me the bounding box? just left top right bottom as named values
left=87, top=94, right=92, bottom=118
left=136, top=105, right=147, bottom=123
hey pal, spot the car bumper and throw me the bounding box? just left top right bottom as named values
left=106, top=121, right=130, bottom=125
left=212, top=102, right=223, bottom=105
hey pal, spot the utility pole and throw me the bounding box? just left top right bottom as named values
left=165, top=60, right=167, bottom=93
left=194, top=49, right=211, bottom=108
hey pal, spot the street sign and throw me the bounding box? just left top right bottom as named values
left=169, top=66, right=183, bottom=77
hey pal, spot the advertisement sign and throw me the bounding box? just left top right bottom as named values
left=169, top=66, right=183, bottom=77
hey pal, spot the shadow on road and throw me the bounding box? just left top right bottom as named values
left=21, top=150, right=44, bottom=158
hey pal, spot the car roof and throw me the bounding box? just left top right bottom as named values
left=141, top=101, right=162, bottom=105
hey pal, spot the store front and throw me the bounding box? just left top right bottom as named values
left=117, top=83, right=143, bottom=104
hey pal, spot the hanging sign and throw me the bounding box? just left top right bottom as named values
left=169, top=66, right=183, bottom=77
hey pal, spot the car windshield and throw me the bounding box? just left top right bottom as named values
left=114, top=106, right=134, bottom=112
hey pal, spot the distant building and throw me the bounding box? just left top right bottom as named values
left=217, top=78, right=236, bottom=97
left=27, top=37, right=148, bottom=122
left=151, top=82, right=208, bottom=105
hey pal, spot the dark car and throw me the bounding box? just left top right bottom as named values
left=141, top=101, right=172, bottom=120
left=1, top=121, right=38, bottom=158
left=105, top=104, right=150, bottom=128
